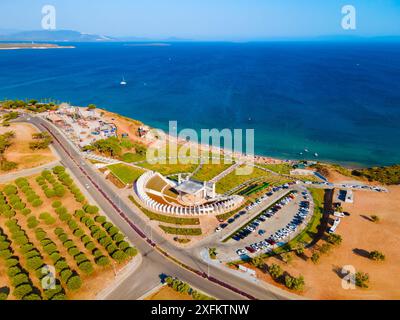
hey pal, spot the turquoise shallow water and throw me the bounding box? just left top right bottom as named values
left=0, top=42, right=400, bottom=167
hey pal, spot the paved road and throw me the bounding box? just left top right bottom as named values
left=17, top=115, right=291, bottom=300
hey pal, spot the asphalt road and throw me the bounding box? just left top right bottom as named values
left=17, top=114, right=291, bottom=301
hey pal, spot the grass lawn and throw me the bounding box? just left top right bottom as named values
left=191, top=163, right=233, bottom=181
left=159, top=225, right=202, bottom=236
left=216, top=166, right=290, bottom=194
left=137, top=161, right=198, bottom=176
left=128, top=195, right=200, bottom=226
left=259, top=163, right=293, bottom=175
left=107, top=164, right=145, bottom=185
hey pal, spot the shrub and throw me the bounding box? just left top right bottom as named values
left=319, top=243, right=332, bottom=254
left=125, top=247, right=138, bottom=257
left=53, top=166, right=66, bottom=174
left=0, top=249, right=12, bottom=259
left=85, top=242, right=96, bottom=251
left=369, top=250, right=385, bottom=261
left=63, top=240, right=74, bottom=249
left=66, top=275, right=82, bottom=290
left=7, top=266, right=22, bottom=277
left=59, top=233, right=68, bottom=243
left=44, top=189, right=55, bottom=198
left=118, top=241, right=130, bottom=251
left=68, top=247, right=80, bottom=257
left=52, top=228, right=63, bottom=237
left=52, top=293, right=67, bottom=300
left=108, top=226, right=119, bottom=237
left=27, top=217, right=39, bottom=229
left=84, top=205, right=99, bottom=215
left=311, top=252, right=320, bottom=264
left=55, top=260, right=69, bottom=272
left=73, top=229, right=84, bottom=238
left=23, top=293, right=42, bottom=300
left=78, top=261, right=94, bottom=275
left=25, top=249, right=41, bottom=259
left=26, top=256, right=44, bottom=270
left=0, top=290, right=9, bottom=300
left=370, top=215, right=380, bottom=223
left=21, top=208, right=31, bottom=216
left=50, top=252, right=61, bottom=263
left=95, top=216, right=106, bottom=224
left=111, top=250, right=127, bottom=262
left=113, top=233, right=124, bottom=242
left=0, top=240, right=10, bottom=250
left=52, top=200, right=62, bottom=208
left=12, top=273, right=30, bottom=287
left=44, top=284, right=63, bottom=300
left=60, top=269, right=73, bottom=283
left=327, top=233, right=342, bottom=246
left=95, top=255, right=110, bottom=266
left=31, top=199, right=43, bottom=207
left=285, top=275, right=305, bottom=291
left=13, top=284, right=33, bottom=299
left=268, top=263, right=283, bottom=280
left=3, top=185, right=17, bottom=196
left=355, top=272, right=370, bottom=288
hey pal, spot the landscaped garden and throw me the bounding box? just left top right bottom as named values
left=0, top=166, right=138, bottom=300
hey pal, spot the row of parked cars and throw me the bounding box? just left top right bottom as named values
left=232, top=192, right=297, bottom=244
left=215, top=183, right=293, bottom=233
left=269, top=196, right=310, bottom=244
left=236, top=191, right=311, bottom=256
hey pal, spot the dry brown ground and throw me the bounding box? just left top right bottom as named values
left=239, top=185, right=400, bottom=300
left=0, top=123, right=56, bottom=173
left=145, top=285, right=193, bottom=300
left=0, top=173, right=129, bottom=300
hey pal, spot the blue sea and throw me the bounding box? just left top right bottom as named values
left=1, top=42, right=400, bottom=167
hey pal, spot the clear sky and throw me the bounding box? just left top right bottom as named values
left=0, top=0, right=399, bottom=40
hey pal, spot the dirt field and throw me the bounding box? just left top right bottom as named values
left=240, top=185, right=400, bottom=299
left=0, top=123, right=57, bottom=173
left=145, top=285, right=193, bottom=300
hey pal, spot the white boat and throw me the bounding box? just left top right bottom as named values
left=304, top=148, right=309, bottom=152
left=120, top=76, right=127, bottom=85
left=314, top=153, right=319, bottom=157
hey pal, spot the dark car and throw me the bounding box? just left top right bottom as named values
left=234, top=214, right=241, bottom=219
left=246, top=246, right=256, bottom=253
left=227, top=218, right=235, bottom=224
left=239, top=211, right=247, bottom=215
left=220, top=223, right=228, bottom=229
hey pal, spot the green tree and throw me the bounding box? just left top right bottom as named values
left=268, top=263, right=283, bottom=280
left=369, top=250, right=385, bottom=261
left=355, top=272, right=369, bottom=288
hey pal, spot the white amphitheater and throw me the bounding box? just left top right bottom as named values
left=134, top=171, right=244, bottom=216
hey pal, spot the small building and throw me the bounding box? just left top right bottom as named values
left=345, top=189, right=354, bottom=203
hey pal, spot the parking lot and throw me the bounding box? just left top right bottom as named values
left=214, top=186, right=314, bottom=261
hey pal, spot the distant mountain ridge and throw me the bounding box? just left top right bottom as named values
left=0, top=30, right=116, bottom=42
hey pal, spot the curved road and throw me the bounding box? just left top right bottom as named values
left=17, top=114, right=291, bottom=301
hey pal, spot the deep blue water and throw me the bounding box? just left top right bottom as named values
left=1, top=42, right=400, bottom=167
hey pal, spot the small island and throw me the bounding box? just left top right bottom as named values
left=0, top=43, right=75, bottom=50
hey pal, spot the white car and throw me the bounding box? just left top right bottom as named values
left=236, top=249, right=247, bottom=256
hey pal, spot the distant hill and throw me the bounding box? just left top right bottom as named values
left=0, top=30, right=115, bottom=42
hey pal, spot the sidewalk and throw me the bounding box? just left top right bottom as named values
left=0, top=160, right=61, bottom=183
left=96, top=254, right=143, bottom=300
